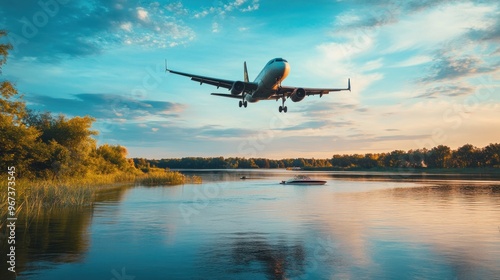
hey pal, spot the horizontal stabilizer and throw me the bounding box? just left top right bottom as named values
left=211, top=93, right=243, bottom=99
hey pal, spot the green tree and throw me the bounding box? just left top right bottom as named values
left=426, top=145, right=452, bottom=168
left=24, top=111, right=98, bottom=177
left=407, top=149, right=427, bottom=168
left=452, top=144, right=480, bottom=168
left=0, top=30, right=43, bottom=177
left=482, top=143, right=500, bottom=167
left=93, top=144, right=132, bottom=174
left=359, top=154, right=378, bottom=168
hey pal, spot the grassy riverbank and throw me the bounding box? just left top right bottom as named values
left=1, top=170, right=202, bottom=220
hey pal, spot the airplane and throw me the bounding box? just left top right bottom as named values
left=165, top=58, right=350, bottom=113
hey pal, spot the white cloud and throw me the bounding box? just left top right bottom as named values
left=120, top=22, right=133, bottom=32
left=193, top=0, right=260, bottom=18
left=241, top=0, right=260, bottom=12
left=380, top=2, right=496, bottom=53
left=361, top=58, right=383, bottom=72
left=136, top=7, right=149, bottom=21
left=165, top=2, right=188, bottom=15
left=391, top=55, right=432, bottom=68
left=212, top=22, right=220, bottom=33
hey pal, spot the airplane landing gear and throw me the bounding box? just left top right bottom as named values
left=239, top=100, right=247, bottom=108
left=278, top=96, right=288, bottom=113
left=239, top=94, right=248, bottom=108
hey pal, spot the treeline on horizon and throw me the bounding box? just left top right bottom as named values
left=135, top=143, right=500, bottom=170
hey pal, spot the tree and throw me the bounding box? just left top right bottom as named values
left=0, top=30, right=43, bottom=177
left=452, top=144, right=480, bottom=168
left=407, top=149, right=427, bottom=168
left=23, top=111, right=98, bottom=177
left=482, top=143, right=500, bottom=167
left=426, top=145, right=452, bottom=168
left=359, top=154, right=378, bottom=168
left=93, top=144, right=133, bottom=174
left=0, top=30, right=12, bottom=71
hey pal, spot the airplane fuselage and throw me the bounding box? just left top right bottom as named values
left=246, top=58, right=290, bottom=103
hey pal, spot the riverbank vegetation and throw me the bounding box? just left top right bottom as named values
left=10, top=170, right=201, bottom=219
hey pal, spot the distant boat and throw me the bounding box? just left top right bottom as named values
left=240, top=176, right=260, bottom=180
left=280, top=175, right=326, bottom=185
left=286, top=167, right=302, bottom=170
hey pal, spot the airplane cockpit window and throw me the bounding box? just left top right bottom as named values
left=267, top=58, right=288, bottom=65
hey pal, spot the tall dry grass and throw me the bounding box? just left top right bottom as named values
left=135, top=169, right=202, bottom=186
left=0, top=170, right=201, bottom=222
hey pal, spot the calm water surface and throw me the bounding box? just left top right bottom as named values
left=5, top=170, right=500, bottom=279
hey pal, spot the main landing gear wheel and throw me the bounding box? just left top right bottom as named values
left=239, top=100, right=248, bottom=108
left=278, top=95, right=288, bottom=113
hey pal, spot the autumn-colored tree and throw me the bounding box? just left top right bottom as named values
left=0, top=31, right=43, bottom=177
left=1, top=30, right=137, bottom=178
left=482, top=143, right=500, bottom=167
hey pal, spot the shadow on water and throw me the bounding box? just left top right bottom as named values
left=198, top=232, right=306, bottom=280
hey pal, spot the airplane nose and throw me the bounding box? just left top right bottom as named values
left=282, top=62, right=290, bottom=80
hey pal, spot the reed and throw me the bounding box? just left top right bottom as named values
left=0, top=170, right=201, bottom=221
left=136, top=169, right=202, bottom=186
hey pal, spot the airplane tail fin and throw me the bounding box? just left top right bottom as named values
left=244, top=61, right=249, bottom=83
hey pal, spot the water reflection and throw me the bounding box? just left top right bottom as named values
left=0, top=185, right=131, bottom=280
left=200, top=232, right=306, bottom=279
left=3, top=173, right=499, bottom=279
left=0, top=207, right=92, bottom=280
left=312, top=184, right=500, bottom=279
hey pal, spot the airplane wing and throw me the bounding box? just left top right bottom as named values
left=210, top=93, right=243, bottom=99
left=272, top=79, right=350, bottom=99
left=166, top=68, right=258, bottom=92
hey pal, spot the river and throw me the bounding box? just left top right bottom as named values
left=4, top=170, right=500, bottom=279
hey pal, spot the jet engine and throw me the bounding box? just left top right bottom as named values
left=290, top=88, right=306, bottom=102
left=230, top=81, right=245, bottom=95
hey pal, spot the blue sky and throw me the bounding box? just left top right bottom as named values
left=1, top=0, right=499, bottom=159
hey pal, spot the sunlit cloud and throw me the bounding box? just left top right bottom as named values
left=420, top=54, right=497, bottom=83
left=26, top=93, right=185, bottom=120
left=136, top=7, right=149, bottom=21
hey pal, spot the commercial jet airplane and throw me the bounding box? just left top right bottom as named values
left=166, top=58, right=350, bottom=113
